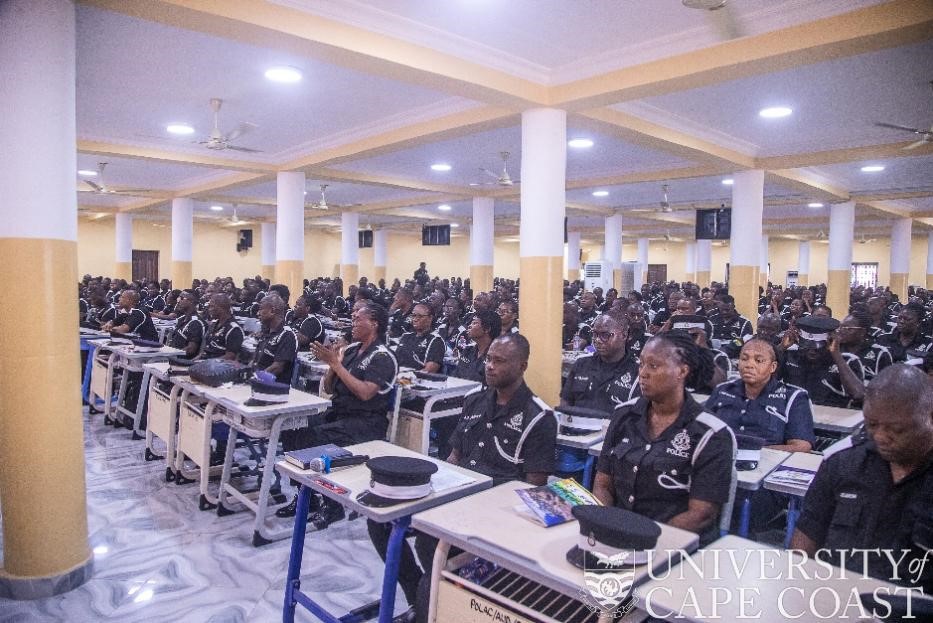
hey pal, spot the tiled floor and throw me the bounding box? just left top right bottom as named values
left=0, top=409, right=405, bottom=623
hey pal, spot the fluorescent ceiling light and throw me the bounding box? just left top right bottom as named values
left=721, top=178, right=734, bottom=185
left=860, top=165, right=885, bottom=173
left=430, top=163, right=452, bottom=172
left=210, top=205, right=224, bottom=211
left=450, top=223, right=460, bottom=228
left=437, top=204, right=452, bottom=211
left=807, top=202, right=824, bottom=208
left=759, top=107, right=792, bottom=118
left=592, top=190, right=609, bottom=197
left=77, top=169, right=98, bottom=176
left=264, top=66, right=302, bottom=83
left=568, top=138, right=594, bottom=149
left=166, top=123, right=194, bottom=135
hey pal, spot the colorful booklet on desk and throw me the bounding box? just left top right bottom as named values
left=515, top=478, right=601, bottom=527
left=765, top=465, right=817, bottom=488
left=284, top=444, right=351, bottom=470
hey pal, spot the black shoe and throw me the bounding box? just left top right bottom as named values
left=393, top=607, right=416, bottom=623
left=310, top=500, right=345, bottom=530
left=275, top=493, right=321, bottom=519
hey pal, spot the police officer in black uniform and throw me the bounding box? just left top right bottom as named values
left=594, top=331, right=736, bottom=545
left=625, top=302, right=649, bottom=360
left=101, top=289, right=159, bottom=342
left=250, top=293, right=297, bottom=384
left=710, top=294, right=753, bottom=358
left=451, top=310, right=501, bottom=383
left=393, top=303, right=445, bottom=372
left=388, top=287, right=415, bottom=339
left=877, top=303, right=932, bottom=362
left=287, top=295, right=325, bottom=351
left=201, top=294, right=245, bottom=360
left=169, top=290, right=205, bottom=358
left=560, top=311, right=640, bottom=413
left=781, top=315, right=866, bottom=408
left=791, top=365, right=933, bottom=595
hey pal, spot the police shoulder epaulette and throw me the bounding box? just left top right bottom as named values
left=613, top=397, right=640, bottom=411
left=822, top=434, right=857, bottom=459
left=696, top=411, right=728, bottom=432
left=463, top=385, right=484, bottom=398
left=531, top=395, right=551, bottom=413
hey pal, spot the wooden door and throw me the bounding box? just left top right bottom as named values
left=132, top=250, right=159, bottom=282
left=647, top=264, right=667, bottom=284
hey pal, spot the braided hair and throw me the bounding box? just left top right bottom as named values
left=647, top=330, right=716, bottom=392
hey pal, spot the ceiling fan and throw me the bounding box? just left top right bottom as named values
left=682, top=0, right=746, bottom=41
left=874, top=81, right=933, bottom=150
left=80, top=162, right=153, bottom=195
left=196, top=98, right=261, bottom=153
left=858, top=233, right=877, bottom=244
left=308, top=184, right=331, bottom=210
left=628, top=184, right=676, bottom=213
left=472, top=151, right=519, bottom=187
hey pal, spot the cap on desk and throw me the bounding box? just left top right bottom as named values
left=795, top=316, right=839, bottom=346
left=566, top=506, right=661, bottom=570
left=670, top=314, right=709, bottom=332
left=735, top=434, right=765, bottom=471
left=244, top=371, right=291, bottom=406
left=355, top=456, right=438, bottom=508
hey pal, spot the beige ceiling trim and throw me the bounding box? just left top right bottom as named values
left=565, top=201, right=614, bottom=217
left=77, top=140, right=276, bottom=174
left=83, top=0, right=548, bottom=108
left=578, top=109, right=756, bottom=168
left=308, top=167, right=472, bottom=196
left=567, top=165, right=735, bottom=191
left=766, top=169, right=850, bottom=202
left=118, top=171, right=267, bottom=212
left=550, top=0, right=933, bottom=109
left=852, top=189, right=933, bottom=202
left=858, top=200, right=917, bottom=219
left=756, top=140, right=933, bottom=169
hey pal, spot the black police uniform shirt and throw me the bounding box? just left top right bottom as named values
left=150, top=294, right=166, bottom=312
left=79, top=298, right=88, bottom=318
left=705, top=377, right=815, bottom=446
left=449, top=383, right=557, bottom=484
left=202, top=317, right=245, bottom=359
left=87, top=304, right=116, bottom=327
left=251, top=324, right=298, bottom=384
left=170, top=314, right=205, bottom=353
left=388, top=308, right=413, bottom=339
left=436, top=321, right=467, bottom=352
left=113, top=307, right=159, bottom=342
left=451, top=343, right=486, bottom=384
left=627, top=333, right=649, bottom=361
left=596, top=394, right=735, bottom=540
left=394, top=331, right=445, bottom=370
left=876, top=330, right=932, bottom=363
left=796, top=436, right=933, bottom=593
left=330, top=341, right=398, bottom=435
left=849, top=342, right=893, bottom=381
left=711, top=314, right=753, bottom=355
left=287, top=314, right=324, bottom=350
left=322, top=295, right=348, bottom=317
left=560, top=352, right=641, bottom=413
left=578, top=308, right=598, bottom=326
left=781, top=350, right=865, bottom=408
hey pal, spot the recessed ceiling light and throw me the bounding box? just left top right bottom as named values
left=721, top=178, right=734, bottom=185
left=166, top=123, right=194, bottom=135
left=860, top=165, right=885, bottom=173
left=264, top=66, right=302, bottom=83
left=430, top=163, right=452, bottom=172
left=568, top=138, right=594, bottom=149
left=77, top=169, right=97, bottom=177
left=437, top=204, right=452, bottom=211
left=592, top=190, right=609, bottom=197
left=450, top=223, right=460, bottom=228
left=759, top=107, right=792, bottom=118
left=210, top=205, right=224, bottom=211
left=808, top=202, right=824, bottom=208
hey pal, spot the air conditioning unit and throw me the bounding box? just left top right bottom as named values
left=583, top=261, right=613, bottom=292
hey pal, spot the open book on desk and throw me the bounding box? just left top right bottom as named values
left=514, top=478, right=601, bottom=527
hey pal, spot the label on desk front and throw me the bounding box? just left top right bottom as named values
left=437, top=580, right=538, bottom=623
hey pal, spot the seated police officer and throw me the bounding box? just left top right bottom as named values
left=250, top=293, right=297, bottom=384
left=877, top=303, right=932, bottom=362
left=838, top=310, right=893, bottom=382
left=287, top=295, right=325, bottom=350
left=394, top=303, right=445, bottom=373
left=101, top=288, right=159, bottom=342
left=201, top=294, right=245, bottom=361
left=369, top=333, right=557, bottom=623
left=593, top=331, right=736, bottom=545
left=451, top=309, right=501, bottom=384
left=277, top=302, right=398, bottom=522
left=388, top=287, right=415, bottom=339
left=560, top=311, right=640, bottom=413
left=625, top=302, right=649, bottom=360
left=781, top=315, right=865, bottom=408
left=169, top=290, right=205, bottom=358
left=753, top=312, right=782, bottom=346
left=791, top=365, right=932, bottom=594
left=711, top=294, right=753, bottom=358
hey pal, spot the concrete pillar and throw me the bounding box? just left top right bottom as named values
left=927, top=232, right=933, bottom=291
left=518, top=108, right=566, bottom=407
left=827, top=201, right=855, bottom=318
left=0, top=0, right=93, bottom=599
left=260, top=222, right=276, bottom=280
left=889, top=218, right=911, bottom=301
left=729, top=170, right=764, bottom=327
left=798, top=241, right=811, bottom=286
left=275, top=171, right=305, bottom=297
left=635, top=238, right=649, bottom=289
left=114, top=212, right=133, bottom=281
left=373, top=228, right=388, bottom=284
left=566, top=231, right=581, bottom=282
left=604, top=215, right=623, bottom=292
left=171, top=198, right=193, bottom=289
left=696, top=239, right=712, bottom=287
left=340, top=211, right=359, bottom=287
left=685, top=241, right=697, bottom=285
left=759, top=235, right=770, bottom=288
left=470, top=197, right=494, bottom=294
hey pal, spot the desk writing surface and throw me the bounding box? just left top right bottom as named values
left=401, top=375, right=480, bottom=400
left=412, top=481, right=699, bottom=600
left=556, top=429, right=605, bottom=450
left=142, top=361, right=171, bottom=380
left=736, top=448, right=790, bottom=492
left=588, top=441, right=604, bottom=457
left=637, top=535, right=900, bottom=623
left=762, top=451, right=824, bottom=497
left=811, top=405, right=863, bottom=434
left=200, top=383, right=330, bottom=418
left=277, top=440, right=491, bottom=523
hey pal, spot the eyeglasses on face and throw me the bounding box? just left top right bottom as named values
left=410, top=313, right=431, bottom=319
left=592, top=331, right=618, bottom=342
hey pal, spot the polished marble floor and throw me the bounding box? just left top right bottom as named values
left=0, top=409, right=406, bottom=622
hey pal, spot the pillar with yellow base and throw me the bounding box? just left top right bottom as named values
left=172, top=261, right=192, bottom=289
left=340, top=211, right=359, bottom=291
left=171, top=198, right=193, bottom=288
left=470, top=197, right=494, bottom=293
left=927, top=232, right=933, bottom=291
left=798, top=274, right=809, bottom=287
left=517, top=108, right=565, bottom=407
left=604, top=215, right=622, bottom=292
left=696, top=271, right=711, bottom=288
left=827, top=202, right=855, bottom=318
left=470, top=265, right=494, bottom=293
left=759, top=235, right=770, bottom=289
left=797, top=241, right=810, bottom=288
left=729, top=171, right=765, bottom=329
left=889, top=218, right=911, bottom=302
left=730, top=265, right=760, bottom=327
left=372, top=266, right=387, bottom=284
left=0, top=0, right=92, bottom=599
left=684, top=241, right=696, bottom=286
left=372, top=229, right=388, bottom=286
left=696, top=239, right=712, bottom=288
left=566, top=231, right=581, bottom=282
left=341, top=264, right=359, bottom=288
left=115, top=212, right=133, bottom=281
left=261, top=265, right=275, bottom=280
left=261, top=222, right=276, bottom=281
left=275, top=172, right=305, bottom=298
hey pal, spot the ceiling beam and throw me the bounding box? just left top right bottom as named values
left=858, top=200, right=917, bottom=219
left=550, top=0, right=933, bottom=109
left=77, top=140, right=276, bottom=174
left=756, top=140, right=933, bottom=169
left=766, top=169, right=850, bottom=202
left=308, top=167, right=472, bottom=196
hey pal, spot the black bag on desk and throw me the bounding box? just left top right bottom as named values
left=188, top=359, right=250, bottom=387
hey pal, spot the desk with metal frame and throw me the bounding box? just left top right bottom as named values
left=811, top=405, right=863, bottom=435
left=395, top=375, right=481, bottom=454
left=762, top=451, right=824, bottom=547
left=277, top=439, right=492, bottom=623
left=80, top=329, right=108, bottom=402
left=557, top=426, right=606, bottom=489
